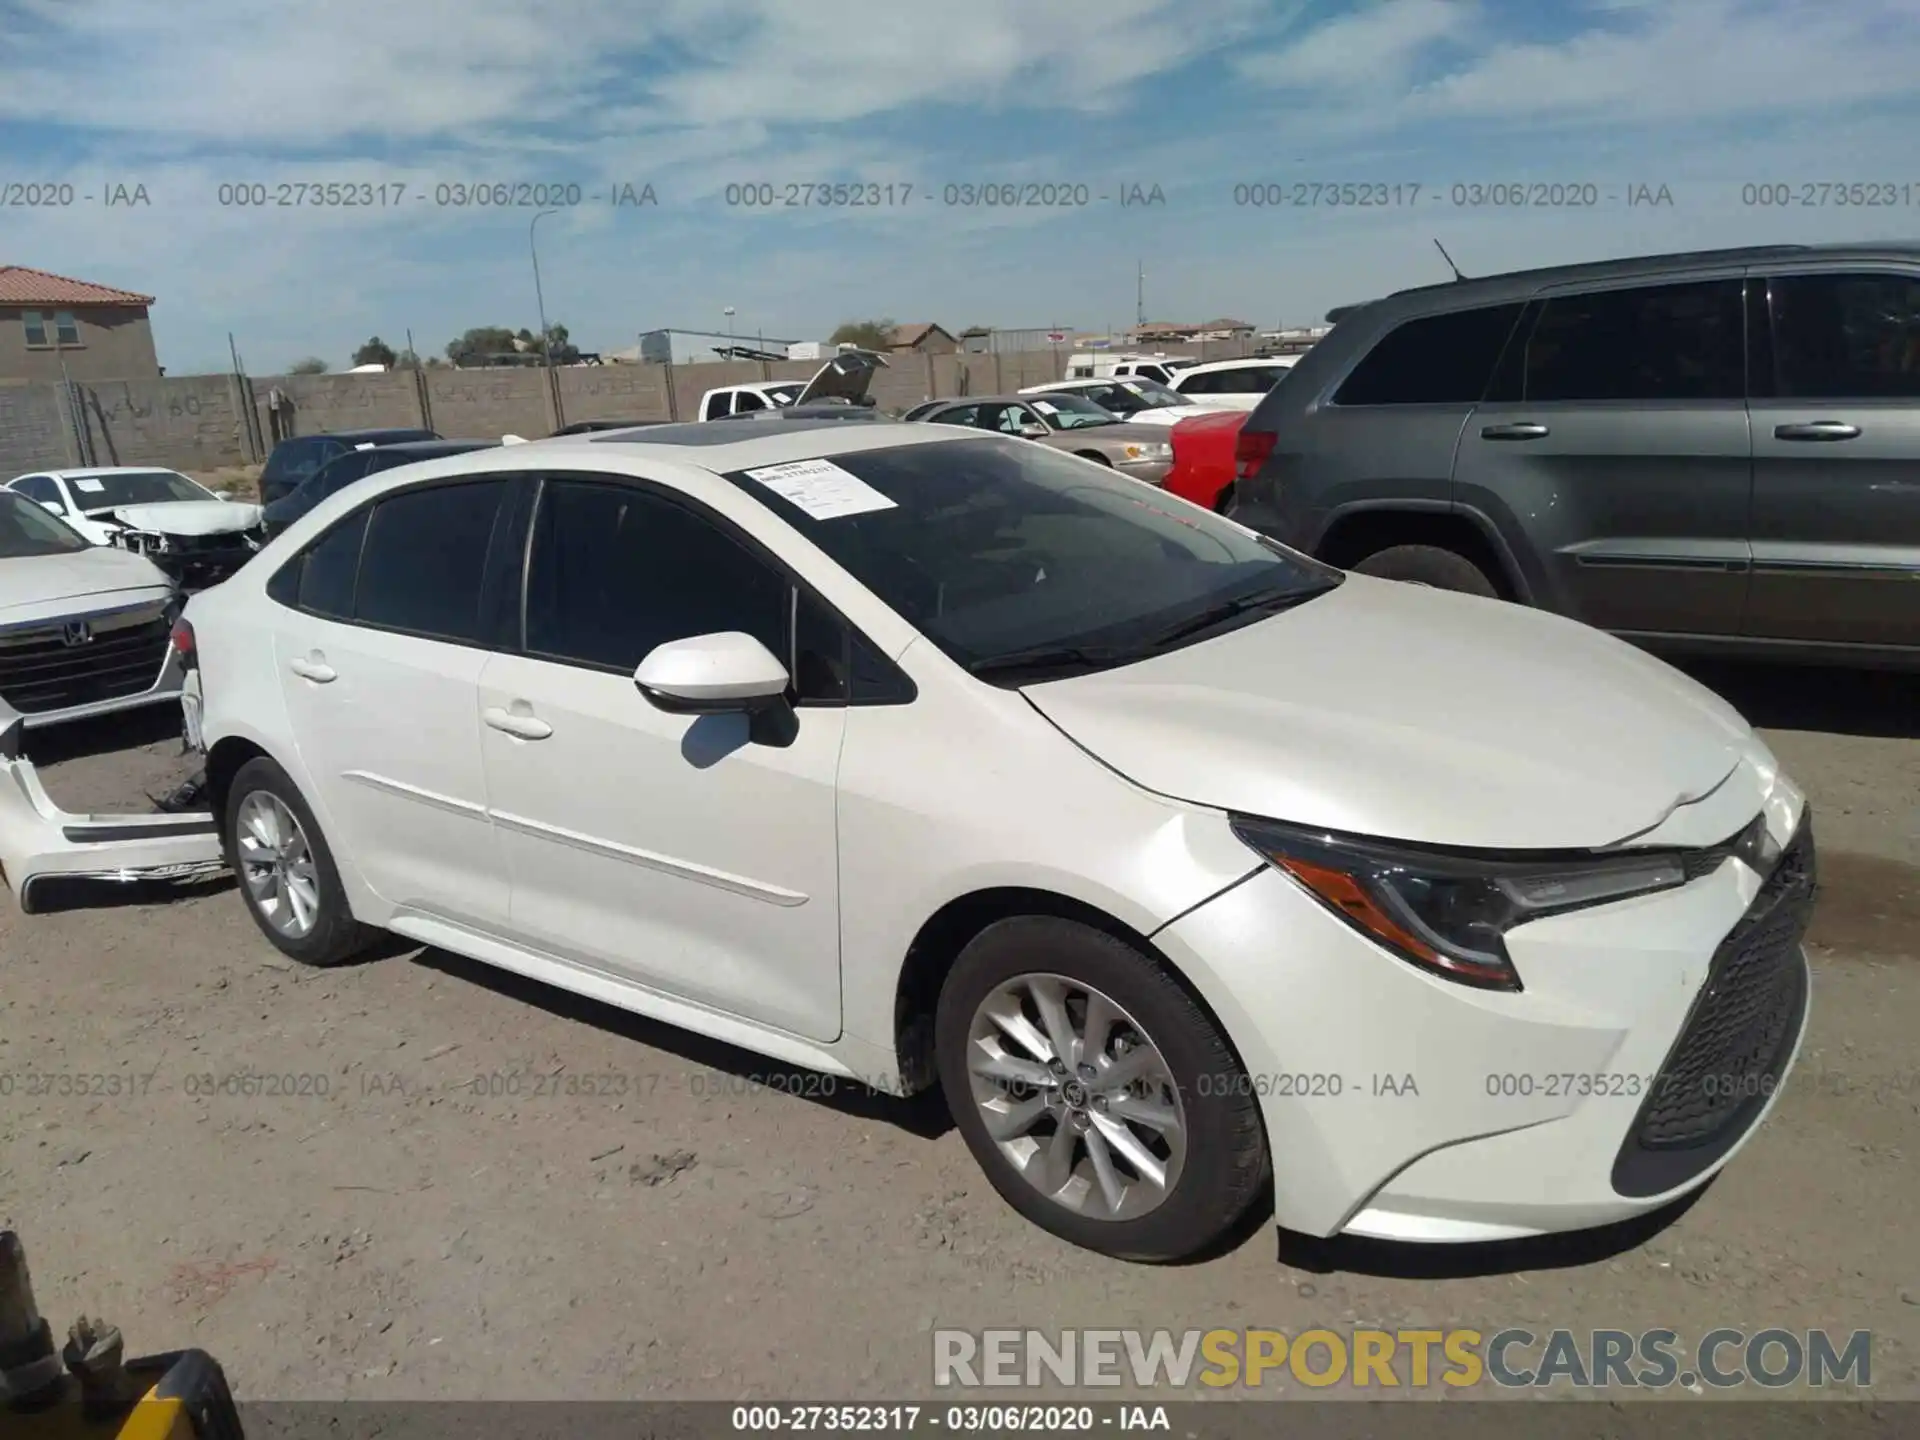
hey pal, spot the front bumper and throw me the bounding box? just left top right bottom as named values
left=1116, top=458, right=1173, bottom=485
left=110, top=532, right=262, bottom=591
left=0, top=700, right=224, bottom=913
left=1155, top=792, right=1814, bottom=1242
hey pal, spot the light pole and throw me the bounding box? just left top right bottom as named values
left=530, top=208, right=562, bottom=425
left=723, top=306, right=736, bottom=353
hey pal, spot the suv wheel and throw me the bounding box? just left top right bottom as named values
left=1351, top=543, right=1497, bottom=597
left=935, top=917, right=1268, bottom=1262
left=226, top=756, right=375, bottom=967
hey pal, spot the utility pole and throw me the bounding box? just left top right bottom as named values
left=1136, top=260, right=1145, bottom=329
left=530, top=208, right=563, bottom=428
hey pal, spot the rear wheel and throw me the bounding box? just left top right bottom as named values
left=935, top=916, right=1268, bottom=1262
left=1073, top=450, right=1114, bottom=467
left=226, top=757, right=374, bottom=967
left=1351, top=543, right=1498, bottom=596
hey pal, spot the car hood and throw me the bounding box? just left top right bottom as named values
left=0, top=546, right=172, bottom=622
left=88, top=500, right=264, bottom=535
left=1045, top=421, right=1173, bottom=450
left=1124, top=405, right=1221, bottom=427
left=1021, top=575, right=1758, bottom=851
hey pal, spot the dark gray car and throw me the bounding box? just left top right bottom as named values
left=1231, top=242, right=1920, bottom=668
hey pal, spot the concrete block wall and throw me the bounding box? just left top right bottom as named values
left=0, top=337, right=1267, bottom=477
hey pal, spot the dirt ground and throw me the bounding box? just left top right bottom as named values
left=1, top=660, right=1915, bottom=1404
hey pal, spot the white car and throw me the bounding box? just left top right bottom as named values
left=0, top=487, right=185, bottom=729
left=176, top=419, right=1814, bottom=1261
left=1017, top=377, right=1226, bottom=426
left=1064, top=353, right=1197, bottom=383
left=1163, top=357, right=1300, bottom=410
left=4, top=467, right=266, bottom=588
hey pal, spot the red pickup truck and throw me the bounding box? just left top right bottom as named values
left=1160, top=408, right=1247, bottom=512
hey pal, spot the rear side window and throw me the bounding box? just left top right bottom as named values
left=353, top=480, right=506, bottom=643
left=1334, top=303, right=1525, bottom=405
left=703, top=391, right=733, bottom=420
left=1520, top=280, right=1744, bottom=402
left=296, top=509, right=369, bottom=619
left=1768, top=272, right=1920, bottom=399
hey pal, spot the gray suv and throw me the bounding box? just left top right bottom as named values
left=1231, top=243, right=1920, bottom=668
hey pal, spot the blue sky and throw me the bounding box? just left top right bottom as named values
left=4, top=0, right=1919, bottom=373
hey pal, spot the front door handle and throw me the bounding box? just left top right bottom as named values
left=288, top=656, right=336, bottom=683
left=483, top=705, right=553, bottom=741
left=1774, top=421, right=1861, bottom=442
left=1481, top=422, right=1550, bottom=441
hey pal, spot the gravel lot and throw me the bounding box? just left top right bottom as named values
left=1, top=660, right=1915, bottom=1402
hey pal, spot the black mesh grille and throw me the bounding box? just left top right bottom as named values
left=0, top=614, right=171, bottom=714
left=1613, top=815, right=1815, bottom=1193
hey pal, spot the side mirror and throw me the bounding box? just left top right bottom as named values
left=39, top=500, right=64, bottom=514
left=633, top=632, right=790, bottom=715
left=1018, top=422, right=1049, bottom=440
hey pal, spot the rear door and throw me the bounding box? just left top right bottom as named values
left=1453, top=274, right=1753, bottom=634
left=1743, top=265, right=1920, bottom=650
left=268, top=475, right=521, bottom=927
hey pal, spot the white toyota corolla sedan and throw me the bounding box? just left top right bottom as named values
left=177, top=417, right=1815, bottom=1261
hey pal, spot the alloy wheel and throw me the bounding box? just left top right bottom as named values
left=965, top=973, right=1188, bottom=1221
left=235, top=791, right=321, bottom=939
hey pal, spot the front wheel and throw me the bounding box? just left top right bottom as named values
left=1073, top=450, right=1114, bottom=467
left=935, top=917, right=1268, bottom=1262
left=1351, top=543, right=1498, bottom=597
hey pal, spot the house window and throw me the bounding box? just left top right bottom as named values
left=54, top=312, right=80, bottom=345
left=22, top=312, right=47, bottom=346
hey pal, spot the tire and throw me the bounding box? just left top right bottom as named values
left=1073, top=451, right=1114, bottom=467
left=1351, top=542, right=1498, bottom=597
left=935, top=916, right=1268, bottom=1262
left=225, top=756, right=375, bottom=967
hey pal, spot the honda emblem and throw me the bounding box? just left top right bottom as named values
left=62, top=620, right=92, bottom=647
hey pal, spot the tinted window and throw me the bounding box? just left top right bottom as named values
left=703, top=392, right=733, bottom=420
left=1522, top=280, right=1744, bottom=402
left=353, top=481, right=506, bottom=642
left=524, top=479, right=786, bottom=672
left=1214, top=366, right=1287, bottom=394
left=0, top=490, right=88, bottom=557
left=303, top=452, right=374, bottom=504
left=792, top=588, right=849, bottom=704
left=932, top=404, right=981, bottom=428
left=734, top=390, right=768, bottom=413
left=724, top=436, right=1341, bottom=679
left=297, top=508, right=369, bottom=618
left=13, top=476, right=60, bottom=506
left=266, top=438, right=319, bottom=482
left=1769, top=272, right=1920, bottom=399
left=1334, top=303, right=1526, bottom=405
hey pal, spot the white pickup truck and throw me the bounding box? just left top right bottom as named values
left=698, top=349, right=889, bottom=420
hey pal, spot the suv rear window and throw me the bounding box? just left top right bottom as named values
left=1334, top=303, right=1525, bottom=405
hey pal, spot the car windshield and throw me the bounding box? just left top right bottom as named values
left=68, top=470, right=210, bottom=510
left=1114, top=379, right=1186, bottom=408
left=725, top=435, right=1342, bottom=681
left=1028, top=393, right=1119, bottom=430
left=0, top=490, right=89, bottom=558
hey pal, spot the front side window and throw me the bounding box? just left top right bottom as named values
left=523, top=478, right=787, bottom=672
left=65, top=470, right=210, bottom=510
left=1522, top=279, right=1744, bottom=402
left=353, top=480, right=506, bottom=643
left=734, top=390, right=768, bottom=413
left=1769, top=272, right=1920, bottom=399
left=724, top=435, right=1342, bottom=681
left=12, top=476, right=61, bottom=508
left=1334, top=303, right=1526, bottom=406
left=0, top=490, right=88, bottom=557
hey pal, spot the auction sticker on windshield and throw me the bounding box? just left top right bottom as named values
left=744, top=458, right=898, bottom=520
left=73, top=478, right=105, bottom=492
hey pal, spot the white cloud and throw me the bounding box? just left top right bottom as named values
left=1235, top=0, right=1475, bottom=90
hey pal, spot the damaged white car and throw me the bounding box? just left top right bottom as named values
left=4, top=466, right=266, bottom=589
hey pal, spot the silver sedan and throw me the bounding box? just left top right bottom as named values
left=905, top=394, right=1173, bottom=484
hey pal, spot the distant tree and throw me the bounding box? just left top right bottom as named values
left=445, top=326, right=519, bottom=367
left=512, top=323, right=580, bottom=364
left=393, top=347, right=423, bottom=369
left=353, top=335, right=397, bottom=367
left=829, top=318, right=896, bottom=350
left=288, top=356, right=328, bottom=374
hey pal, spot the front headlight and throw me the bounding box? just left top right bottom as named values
left=1230, top=816, right=1689, bottom=990
left=1123, top=442, right=1173, bottom=461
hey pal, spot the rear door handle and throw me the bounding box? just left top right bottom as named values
left=1774, top=421, right=1861, bottom=441
left=288, top=656, right=336, bottom=683
left=1481, top=422, right=1549, bottom=440
left=483, top=705, right=553, bottom=741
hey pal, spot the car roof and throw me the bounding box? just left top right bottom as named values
left=1178, top=357, right=1294, bottom=373
left=1340, top=241, right=1920, bottom=320
left=41, top=465, right=191, bottom=478
left=363, top=439, right=498, bottom=457
left=317, top=426, right=437, bottom=441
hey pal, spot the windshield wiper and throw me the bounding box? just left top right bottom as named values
left=1137, top=585, right=1332, bottom=652
left=966, top=642, right=1137, bottom=680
